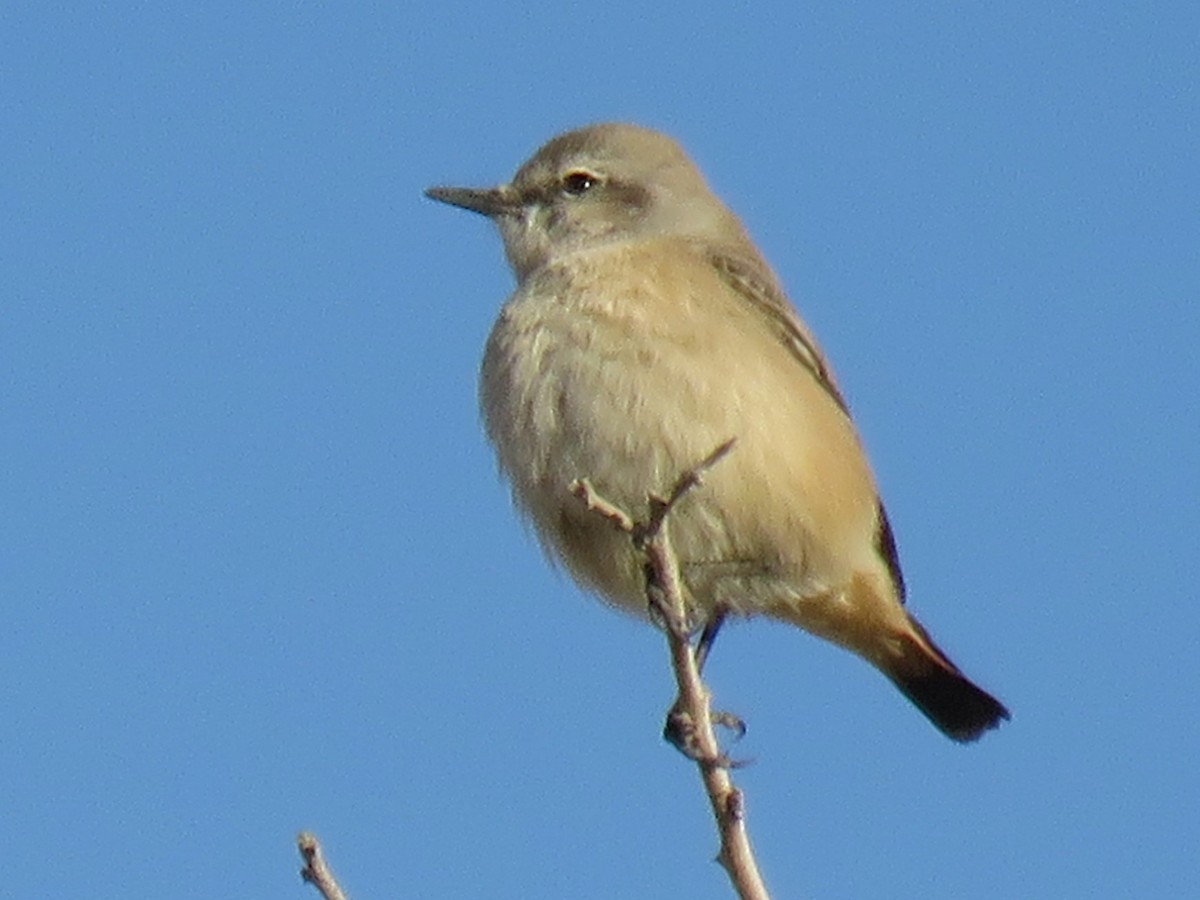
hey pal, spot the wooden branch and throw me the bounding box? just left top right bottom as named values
left=571, top=439, right=771, bottom=900
left=298, top=832, right=349, bottom=900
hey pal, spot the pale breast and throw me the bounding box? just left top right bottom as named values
left=479, top=238, right=883, bottom=618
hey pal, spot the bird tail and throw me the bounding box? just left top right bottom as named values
left=882, top=616, right=1010, bottom=743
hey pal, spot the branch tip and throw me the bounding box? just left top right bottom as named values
left=297, top=831, right=348, bottom=900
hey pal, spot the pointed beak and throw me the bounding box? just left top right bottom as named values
left=424, top=184, right=521, bottom=218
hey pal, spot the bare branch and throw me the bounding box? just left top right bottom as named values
left=571, top=439, right=770, bottom=900
left=568, top=478, right=636, bottom=533
left=651, top=437, right=738, bottom=529
left=298, top=832, right=349, bottom=900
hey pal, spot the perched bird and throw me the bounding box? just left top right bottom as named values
left=426, top=123, right=1008, bottom=742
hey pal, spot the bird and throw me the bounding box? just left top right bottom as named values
left=425, top=123, right=1008, bottom=742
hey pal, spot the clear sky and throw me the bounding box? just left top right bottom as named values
left=3, top=4, right=1197, bottom=898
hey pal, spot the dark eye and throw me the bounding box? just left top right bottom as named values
left=561, top=170, right=599, bottom=196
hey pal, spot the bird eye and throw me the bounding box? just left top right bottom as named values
left=561, top=170, right=599, bottom=196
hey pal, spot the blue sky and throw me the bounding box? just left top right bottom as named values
left=3, top=3, right=1197, bottom=898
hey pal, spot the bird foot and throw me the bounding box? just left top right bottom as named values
left=662, top=705, right=749, bottom=768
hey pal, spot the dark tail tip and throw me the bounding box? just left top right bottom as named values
left=886, top=631, right=1010, bottom=743
left=890, top=665, right=1010, bottom=742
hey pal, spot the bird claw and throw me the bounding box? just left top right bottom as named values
left=663, top=706, right=750, bottom=768
left=711, top=708, right=747, bottom=741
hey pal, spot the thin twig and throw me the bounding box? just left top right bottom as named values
left=568, top=478, right=636, bottom=532
left=647, top=438, right=738, bottom=535
left=298, top=832, right=349, bottom=900
left=571, top=439, right=770, bottom=900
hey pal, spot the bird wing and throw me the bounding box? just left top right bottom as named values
left=708, top=249, right=851, bottom=414
left=707, top=246, right=908, bottom=603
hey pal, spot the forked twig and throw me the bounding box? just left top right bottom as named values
left=570, top=438, right=770, bottom=900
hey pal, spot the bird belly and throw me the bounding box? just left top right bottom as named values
left=479, top=257, right=882, bottom=624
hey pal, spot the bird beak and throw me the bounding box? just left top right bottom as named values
left=424, top=184, right=521, bottom=218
